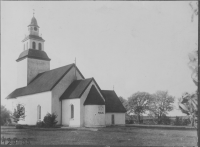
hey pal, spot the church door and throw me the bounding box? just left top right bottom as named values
left=111, top=114, right=115, bottom=125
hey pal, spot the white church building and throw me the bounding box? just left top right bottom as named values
left=6, top=16, right=126, bottom=127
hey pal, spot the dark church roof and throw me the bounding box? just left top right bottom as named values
left=60, top=78, right=104, bottom=101
left=101, top=90, right=127, bottom=113
left=16, top=49, right=51, bottom=62
left=60, top=78, right=93, bottom=100
left=6, top=64, right=84, bottom=99
left=28, top=16, right=39, bottom=28
left=84, top=85, right=105, bottom=105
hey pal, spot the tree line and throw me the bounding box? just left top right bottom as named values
left=119, top=90, right=175, bottom=124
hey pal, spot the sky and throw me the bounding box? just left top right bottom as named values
left=1, top=1, right=198, bottom=116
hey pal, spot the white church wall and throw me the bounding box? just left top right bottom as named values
left=80, top=80, right=105, bottom=127
left=52, top=66, right=84, bottom=125
left=84, top=105, right=105, bottom=127
left=12, top=91, right=52, bottom=125
left=62, top=99, right=80, bottom=127
left=27, top=58, right=50, bottom=84
left=17, top=58, right=27, bottom=88
left=105, top=113, right=125, bottom=125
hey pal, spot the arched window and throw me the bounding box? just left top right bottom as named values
left=32, top=42, right=36, bottom=49
left=37, top=105, right=41, bottom=120
left=71, top=104, right=74, bottom=119
left=39, top=43, right=42, bottom=50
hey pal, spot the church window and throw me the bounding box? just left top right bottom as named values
left=71, top=104, right=74, bottom=119
left=39, top=43, right=42, bottom=50
left=32, top=42, right=36, bottom=49
left=34, top=27, right=37, bottom=31
left=37, top=105, right=41, bottom=120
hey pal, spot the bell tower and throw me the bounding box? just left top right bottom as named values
left=16, top=14, right=51, bottom=88
left=22, top=13, right=44, bottom=51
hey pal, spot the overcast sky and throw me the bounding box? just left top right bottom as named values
left=1, top=1, right=198, bottom=116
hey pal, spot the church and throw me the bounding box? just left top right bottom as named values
left=6, top=16, right=126, bottom=127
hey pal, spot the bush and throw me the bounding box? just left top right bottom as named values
left=160, top=115, right=171, bottom=125
left=1, top=105, right=11, bottom=126
left=43, top=113, right=58, bottom=128
left=173, top=116, right=191, bottom=126
left=174, top=117, right=182, bottom=126
left=139, top=119, right=143, bottom=124
left=182, top=118, right=191, bottom=126
left=16, top=124, right=24, bottom=129
left=143, top=119, right=157, bottom=125
left=126, top=120, right=134, bottom=124
left=154, top=115, right=171, bottom=125
left=36, top=121, right=45, bottom=128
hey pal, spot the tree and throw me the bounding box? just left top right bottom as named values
left=179, top=92, right=197, bottom=126
left=189, top=1, right=198, bottom=22
left=179, top=2, right=198, bottom=145
left=1, top=105, right=11, bottom=126
left=127, top=92, right=152, bottom=124
left=188, top=51, right=198, bottom=86
left=149, top=91, right=174, bottom=124
left=12, top=104, right=25, bottom=123
left=178, top=47, right=198, bottom=126
left=119, top=96, right=134, bottom=123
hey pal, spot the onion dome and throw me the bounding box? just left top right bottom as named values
left=16, top=49, right=51, bottom=62
left=28, top=16, right=40, bottom=28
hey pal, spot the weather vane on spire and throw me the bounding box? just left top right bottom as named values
left=33, top=9, right=35, bottom=16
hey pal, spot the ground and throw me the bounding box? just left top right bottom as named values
left=1, top=126, right=197, bottom=146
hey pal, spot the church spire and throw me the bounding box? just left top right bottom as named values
left=28, top=15, right=39, bottom=28
left=16, top=14, right=50, bottom=88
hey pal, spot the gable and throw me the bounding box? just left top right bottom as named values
left=6, top=64, right=84, bottom=99
left=59, top=78, right=93, bottom=100
left=84, top=85, right=105, bottom=105
left=102, top=90, right=126, bottom=113
left=60, top=78, right=105, bottom=102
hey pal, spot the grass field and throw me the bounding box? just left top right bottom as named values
left=1, top=126, right=197, bottom=146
